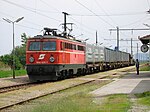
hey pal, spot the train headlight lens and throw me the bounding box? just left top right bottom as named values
left=50, top=57, right=55, bottom=63
left=29, top=57, right=34, bottom=63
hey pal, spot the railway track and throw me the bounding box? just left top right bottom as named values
left=0, top=76, right=108, bottom=111
left=0, top=66, right=135, bottom=111
left=0, top=83, right=40, bottom=94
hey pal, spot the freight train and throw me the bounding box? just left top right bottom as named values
left=26, top=28, right=134, bottom=82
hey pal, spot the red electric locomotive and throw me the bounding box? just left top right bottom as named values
left=26, top=28, right=86, bottom=82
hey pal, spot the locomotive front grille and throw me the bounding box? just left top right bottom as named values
left=26, top=64, right=63, bottom=75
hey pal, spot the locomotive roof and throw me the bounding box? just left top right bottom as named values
left=28, top=27, right=86, bottom=45
left=28, top=35, right=86, bottom=45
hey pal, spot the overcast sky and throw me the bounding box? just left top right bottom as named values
left=0, top=0, right=150, bottom=56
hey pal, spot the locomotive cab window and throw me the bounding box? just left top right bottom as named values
left=42, top=41, right=56, bottom=51
left=29, top=42, right=40, bottom=51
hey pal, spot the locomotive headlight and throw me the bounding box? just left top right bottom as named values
left=29, top=57, right=34, bottom=63
left=50, top=56, right=55, bottom=63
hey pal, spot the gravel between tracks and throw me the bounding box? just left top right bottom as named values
left=0, top=75, right=29, bottom=88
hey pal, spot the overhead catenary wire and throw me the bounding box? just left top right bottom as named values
left=73, top=0, right=149, bottom=48
left=74, top=0, right=115, bottom=28
left=68, top=16, right=96, bottom=33
left=4, top=0, right=141, bottom=39
left=120, top=15, right=148, bottom=27
left=0, top=0, right=95, bottom=38
left=16, top=24, right=41, bottom=31
left=1, top=0, right=147, bottom=39
left=38, top=0, right=96, bottom=37
left=0, top=19, right=41, bottom=31
left=45, top=0, right=96, bottom=36
left=39, top=0, right=61, bottom=13
left=0, top=11, right=44, bottom=28
left=71, top=12, right=146, bottom=17
left=94, top=0, right=123, bottom=42
left=0, top=11, right=42, bottom=31
left=1, top=0, right=61, bottom=22
left=147, top=0, right=150, bottom=8
left=94, top=0, right=118, bottom=26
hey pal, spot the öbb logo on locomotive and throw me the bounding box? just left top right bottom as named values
left=38, top=54, right=46, bottom=60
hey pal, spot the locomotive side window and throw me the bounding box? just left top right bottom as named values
left=64, top=42, right=77, bottom=50
left=72, top=44, right=76, bottom=50
left=60, top=42, right=63, bottom=50
left=42, top=42, right=56, bottom=51
left=78, top=45, right=84, bottom=51
left=29, top=42, right=40, bottom=51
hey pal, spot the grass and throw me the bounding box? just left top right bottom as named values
left=98, top=94, right=131, bottom=112
left=30, top=84, right=131, bottom=112
left=31, top=94, right=100, bottom=112
left=0, top=69, right=27, bottom=78
left=0, top=61, right=10, bottom=70
left=29, top=81, right=108, bottom=112
left=10, top=80, right=131, bottom=112
left=140, top=65, right=150, bottom=71
left=135, top=91, right=150, bottom=106
left=0, top=61, right=27, bottom=78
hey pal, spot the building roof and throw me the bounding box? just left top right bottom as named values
left=139, top=35, right=150, bottom=44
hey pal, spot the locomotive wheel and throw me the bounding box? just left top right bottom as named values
left=69, top=70, right=73, bottom=77
left=56, top=72, right=62, bottom=80
left=87, top=68, right=91, bottom=74
left=61, top=70, right=69, bottom=79
left=98, top=66, right=101, bottom=72
left=77, top=69, right=82, bottom=76
left=59, top=71, right=65, bottom=80
left=82, top=68, right=86, bottom=75
left=65, top=70, right=69, bottom=78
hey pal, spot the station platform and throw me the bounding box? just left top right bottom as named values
left=91, top=71, right=150, bottom=96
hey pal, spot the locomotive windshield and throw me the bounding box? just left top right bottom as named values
left=42, top=42, right=56, bottom=51
left=29, top=42, right=40, bottom=51
left=28, top=41, right=56, bottom=51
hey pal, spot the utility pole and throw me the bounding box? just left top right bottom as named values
left=12, top=22, right=15, bottom=78
left=96, top=31, right=98, bottom=45
left=137, top=43, right=138, bottom=59
left=109, top=26, right=119, bottom=51
left=131, top=38, right=133, bottom=56
left=117, top=27, right=119, bottom=51
left=62, top=12, right=69, bottom=37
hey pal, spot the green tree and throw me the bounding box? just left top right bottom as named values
left=0, top=54, right=12, bottom=68
left=14, top=33, right=29, bottom=68
left=21, top=33, right=28, bottom=47
left=0, top=33, right=29, bottom=70
left=14, top=46, right=26, bottom=68
left=14, top=55, right=22, bottom=70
